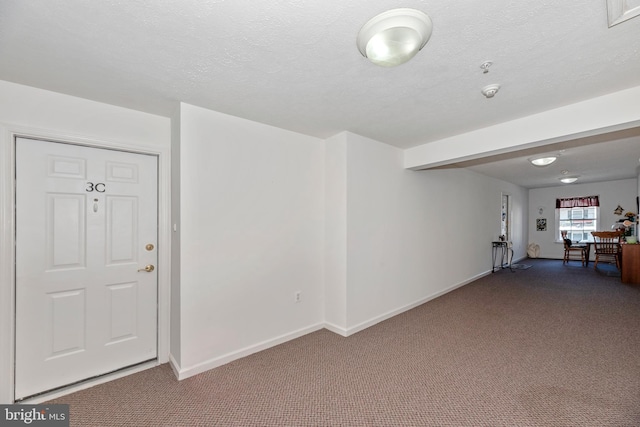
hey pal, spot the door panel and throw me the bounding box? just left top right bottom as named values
left=47, top=289, right=86, bottom=358
left=106, top=161, right=138, bottom=182
left=47, top=194, right=86, bottom=269
left=15, top=137, right=158, bottom=400
left=106, top=196, right=138, bottom=264
left=106, top=282, right=138, bottom=344
left=48, top=155, right=86, bottom=179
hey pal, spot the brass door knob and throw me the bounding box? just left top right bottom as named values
left=138, top=264, right=155, bottom=272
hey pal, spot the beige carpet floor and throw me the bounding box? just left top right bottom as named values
left=48, top=259, right=640, bottom=426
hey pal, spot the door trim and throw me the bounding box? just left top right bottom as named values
left=0, top=125, right=172, bottom=403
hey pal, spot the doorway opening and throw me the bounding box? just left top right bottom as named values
left=501, top=193, right=510, bottom=241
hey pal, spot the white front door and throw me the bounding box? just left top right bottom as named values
left=15, top=137, right=158, bottom=400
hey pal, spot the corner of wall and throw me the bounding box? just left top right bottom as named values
left=169, top=107, right=182, bottom=367
left=323, top=135, right=348, bottom=331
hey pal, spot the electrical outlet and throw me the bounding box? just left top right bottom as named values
left=294, top=291, right=302, bottom=303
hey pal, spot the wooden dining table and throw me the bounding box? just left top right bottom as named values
left=579, top=238, right=625, bottom=268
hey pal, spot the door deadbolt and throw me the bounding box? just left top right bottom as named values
left=145, top=243, right=154, bottom=251
left=138, top=264, right=155, bottom=272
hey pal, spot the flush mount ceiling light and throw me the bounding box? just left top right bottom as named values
left=529, top=156, right=557, bottom=167
left=357, top=8, right=433, bottom=67
left=560, top=177, right=579, bottom=184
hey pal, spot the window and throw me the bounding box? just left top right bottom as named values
left=555, top=195, right=600, bottom=242
left=558, top=206, right=598, bottom=241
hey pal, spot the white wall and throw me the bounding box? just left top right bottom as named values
left=173, top=107, right=531, bottom=373
left=0, top=80, right=169, bottom=146
left=0, top=80, right=171, bottom=403
left=175, top=103, right=325, bottom=377
left=326, top=132, right=528, bottom=335
left=529, top=179, right=638, bottom=259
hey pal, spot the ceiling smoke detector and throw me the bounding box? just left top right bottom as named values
left=480, top=61, right=493, bottom=73
left=481, top=84, right=500, bottom=98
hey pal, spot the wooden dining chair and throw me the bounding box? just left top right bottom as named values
left=561, top=230, right=587, bottom=266
left=590, top=230, right=623, bottom=270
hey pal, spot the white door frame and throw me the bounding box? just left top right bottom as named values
left=0, top=124, right=172, bottom=403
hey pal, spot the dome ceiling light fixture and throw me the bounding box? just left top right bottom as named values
left=529, top=156, right=557, bottom=166
left=357, top=8, right=433, bottom=67
left=560, top=177, right=579, bottom=184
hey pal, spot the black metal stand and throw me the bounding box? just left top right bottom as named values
left=492, top=241, right=514, bottom=272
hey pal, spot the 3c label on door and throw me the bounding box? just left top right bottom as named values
left=86, top=182, right=106, bottom=192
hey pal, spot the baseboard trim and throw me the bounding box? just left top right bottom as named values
left=176, top=322, right=325, bottom=380
left=168, top=353, right=181, bottom=380
left=342, top=271, right=491, bottom=337
left=174, top=270, right=498, bottom=379
left=323, top=322, right=348, bottom=337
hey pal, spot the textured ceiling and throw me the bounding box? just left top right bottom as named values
left=0, top=0, right=639, bottom=187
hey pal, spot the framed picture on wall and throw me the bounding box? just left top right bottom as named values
left=536, top=218, right=547, bottom=231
